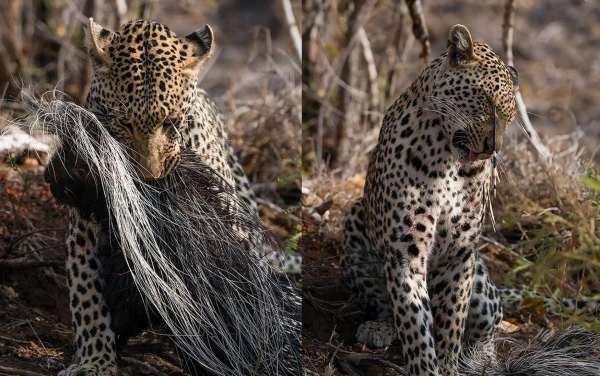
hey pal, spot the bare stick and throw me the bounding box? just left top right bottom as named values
left=383, top=1, right=412, bottom=103
left=111, top=0, right=127, bottom=29
left=281, top=0, right=301, bottom=61
left=0, top=365, right=48, bottom=376
left=121, top=356, right=168, bottom=376
left=0, top=257, right=61, bottom=270
left=335, top=0, right=378, bottom=166
left=405, top=0, right=430, bottom=63
left=139, top=0, right=153, bottom=19
left=502, top=0, right=552, bottom=162
left=0, top=334, right=31, bottom=344
left=502, top=0, right=515, bottom=65
left=357, top=27, right=379, bottom=124
left=8, top=227, right=64, bottom=252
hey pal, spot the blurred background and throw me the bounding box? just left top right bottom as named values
left=303, top=0, right=600, bottom=173
left=0, top=1, right=300, bottom=374
left=302, top=1, right=600, bottom=374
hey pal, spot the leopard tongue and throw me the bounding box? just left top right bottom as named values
left=468, top=150, right=478, bottom=162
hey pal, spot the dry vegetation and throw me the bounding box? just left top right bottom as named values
left=0, top=1, right=300, bottom=375
left=302, top=0, right=600, bottom=374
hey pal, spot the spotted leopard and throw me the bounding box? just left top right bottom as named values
left=341, top=24, right=518, bottom=376
left=341, top=23, right=600, bottom=376
left=54, top=19, right=299, bottom=375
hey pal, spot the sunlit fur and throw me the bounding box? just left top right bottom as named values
left=24, top=93, right=301, bottom=375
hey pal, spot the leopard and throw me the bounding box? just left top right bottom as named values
left=340, top=24, right=520, bottom=376
left=341, top=23, right=600, bottom=376
left=54, top=18, right=300, bottom=375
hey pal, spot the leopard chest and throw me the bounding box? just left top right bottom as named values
left=430, top=161, right=490, bottom=256
left=363, top=111, right=491, bottom=257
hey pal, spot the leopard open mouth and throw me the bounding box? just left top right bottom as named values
left=452, top=131, right=491, bottom=162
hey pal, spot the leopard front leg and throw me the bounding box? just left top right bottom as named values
left=60, top=209, right=117, bottom=376
left=428, top=245, right=476, bottom=375
left=383, top=210, right=439, bottom=376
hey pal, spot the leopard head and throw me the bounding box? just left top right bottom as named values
left=432, top=24, right=519, bottom=163
left=84, top=19, right=214, bottom=179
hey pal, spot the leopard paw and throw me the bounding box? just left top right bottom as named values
left=58, top=362, right=117, bottom=376
left=355, top=319, right=396, bottom=348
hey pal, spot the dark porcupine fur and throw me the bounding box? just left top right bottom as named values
left=46, top=142, right=301, bottom=375
left=459, top=326, right=600, bottom=376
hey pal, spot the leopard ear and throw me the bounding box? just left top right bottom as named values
left=447, top=24, right=475, bottom=67
left=85, top=18, right=115, bottom=66
left=181, top=25, right=214, bottom=69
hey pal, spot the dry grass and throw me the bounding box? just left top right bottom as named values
left=491, top=132, right=600, bottom=329
left=223, top=41, right=301, bottom=208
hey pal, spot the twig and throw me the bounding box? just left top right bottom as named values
left=405, top=0, right=430, bottom=63
left=357, top=27, right=379, bottom=125
left=280, top=0, right=301, bottom=61
left=502, top=0, right=515, bottom=65
left=7, top=227, right=64, bottom=252
left=255, top=198, right=301, bottom=223
left=502, top=0, right=552, bottom=163
left=383, top=2, right=412, bottom=104
left=111, top=0, right=127, bottom=29
left=139, top=0, right=154, bottom=19
left=336, top=360, right=362, bottom=376
left=0, top=257, right=61, bottom=270
left=120, top=356, right=168, bottom=376
left=327, top=343, right=407, bottom=374
left=0, top=334, right=31, bottom=344
left=334, top=0, right=378, bottom=167
left=123, top=340, right=184, bottom=369
left=0, top=366, right=48, bottom=376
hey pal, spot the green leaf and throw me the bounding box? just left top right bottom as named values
left=579, top=176, right=600, bottom=192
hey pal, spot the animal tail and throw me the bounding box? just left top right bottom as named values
left=500, top=287, right=600, bottom=316
left=460, top=326, right=600, bottom=376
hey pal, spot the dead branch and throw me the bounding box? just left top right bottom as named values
left=357, top=27, right=379, bottom=125
left=281, top=0, right=301, bottom=61
left=0, top=257, right=61, bottom=270
left=8, top=227, right=64, bottom=252
left=327, top=343, right=407, bottom=374
left=502, top=0, right=515, bottom=65
left=111, top=0, right=127, bottom=29
left=121, top=356, right=168, bottom=376
left=0, top=0, right=28, bottom=98
left=78, top=0, right=96, bottom=103
left=335, top=0, right=378, bottom=167
left=139, top=0, right=154, bottom=19
left=405, top=0, right=430, bottom=63
left=0, top=365, right=48, bottom=376
left=302, top=0, right=328, bottom=68
left=502, top=0, right=552, bottom=163
left=383, top=2, right=413, bottom=104
left=0, top=334, right=31, bottom=344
